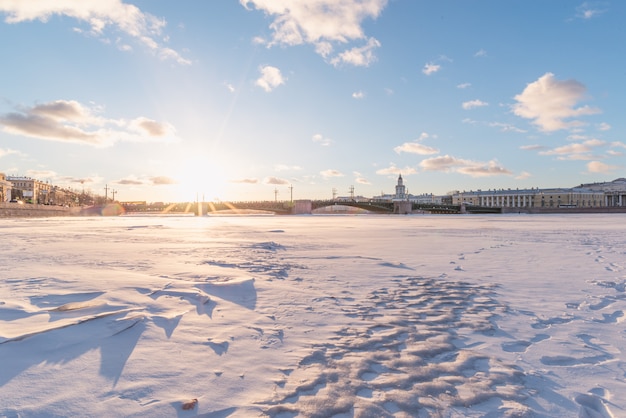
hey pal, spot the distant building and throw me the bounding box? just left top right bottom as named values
left=7, top=176, right=53, bottom=204
left=578, top=178, right=626, bottom=206
left=372, top=175, right=443, bottom=204
left=451, top=187, right=608, bottom=208
left=0, top=173, right=12, bottom=202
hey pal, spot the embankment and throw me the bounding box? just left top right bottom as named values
left=0, top=203, right=78, bottom=218
left=502, top=206, right=626, bottom=214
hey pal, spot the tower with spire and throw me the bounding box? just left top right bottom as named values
left=395, top=174, right=406, bottom=200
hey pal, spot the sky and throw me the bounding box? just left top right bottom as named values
left=0, top=0, right=624, bottom=203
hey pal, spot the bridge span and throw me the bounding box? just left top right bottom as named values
left=122, top=200, right=502, bottom=215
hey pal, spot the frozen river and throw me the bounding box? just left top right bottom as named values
left=1, top=214, right=625, bottom=417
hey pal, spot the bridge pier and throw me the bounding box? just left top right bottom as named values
left=394, top=201, right=412, bottom=214
left=292, top=200, right=312, bottom=214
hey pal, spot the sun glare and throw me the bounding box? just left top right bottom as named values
left=173, top=156, right=227, bottom=202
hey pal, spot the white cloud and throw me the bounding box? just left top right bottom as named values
left=515, top=171, right=532, bottom=180
left=474, top=49, right=487, bottom=57
left=0, top=99, right=177, bottom=147
left=419, top=155, right=512, bottom=177
left=512, top=72, right=601, bottom=132
left=241, top=0, right=387, bottom=67
left=587, top=161, right=619, bottom=174
left=0, top=0, right=190, bottom=64
left=462, top=99, right=488, bottom=110
left=422, top=62, right=441, bottom=75
left=597, top=122, right=611, bottom=131
left=457, top=82, right=471, bottom=89
left=393, top=132, right=439, bottom=155
left=330, top=37, right=380, bottom=67
left=394, top=142, right=439, bottom=155
left=320, top=169, right=344, bottom=178
left=255, top=65, right=286, bottom=92
left=352, top=91, right=365, bottom=99
left=312, top=134, right=332, bottom=146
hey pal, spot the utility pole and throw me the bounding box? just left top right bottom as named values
left=332, top=188, right=337, bottom=200
left=349, top=185, right=355, bottom=201
left=104, top=184, right=109, bottom=203
left=111, top=189, right=117, bottom=202
left=274, top=188, right=278, bottom=202
left=289, top=184, right=293, bottom=203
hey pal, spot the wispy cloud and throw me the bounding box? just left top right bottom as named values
left=0, top=1, right=190, bottom=64
left=241, top=0, right=387, bottom=67
left=231, top=178, right=259, bottom=184
left=256, top=65, right=286, bottom=92
left=116, top=177, right=146, bottom=186
left=513, top=72, right=601, bottom=132
left=576, top=2, right=607, bottom=19
left=0, top=148, right=21, bottom=158
left=264, top=176, right=290, bottom=185
left=26, top=169, right=57, bottom=179
left=487, top=122, right=526, bottom=133
left=312, top=133, right=333, bottom=146
left=539, top=138, right=606, bottom=160
left=375, top=164, right=417, bottom=176
left=320, top=169, right=344, bottom=178
left=274, top=164, right=302, bottom=171
left=150, top=176, right=177, bottom=185
left=353, top=171, right=370, bottom=184
left=474, top=49, right=487, bottom=57
left=420, top=155, right=512, bottom=177
left=462, top=99, right=488, bottom=110
left=457, top=82, right=471, bottom=89
left=352, top=91, right=365, bottom=99
left=422, top=62, right=441, bottom=75
left=0, top=99, right=177, bottom=147
left=463, top=118, right=526, bottom=133
left=515, top=171, right=532, bottom=180
left=520, top=144, right=548, bottom=151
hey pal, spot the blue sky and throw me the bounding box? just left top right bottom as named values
left=0, top=1, right=624, bottom=202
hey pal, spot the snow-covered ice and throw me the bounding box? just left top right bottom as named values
left=1, top=214, right=625, bottom=417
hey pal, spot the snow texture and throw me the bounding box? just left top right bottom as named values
left=1, top=214, right=625, bottom=417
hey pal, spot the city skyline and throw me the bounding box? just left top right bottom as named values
left=0, top=1, right=624, bottom=203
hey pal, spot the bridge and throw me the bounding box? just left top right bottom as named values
left=121, top=200, right=502, bottom=215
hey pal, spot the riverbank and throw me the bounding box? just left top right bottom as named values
left=0, top=202, right=78, bottom=217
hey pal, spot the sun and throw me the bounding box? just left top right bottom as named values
left=173, top=156, right=228, bottom=202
